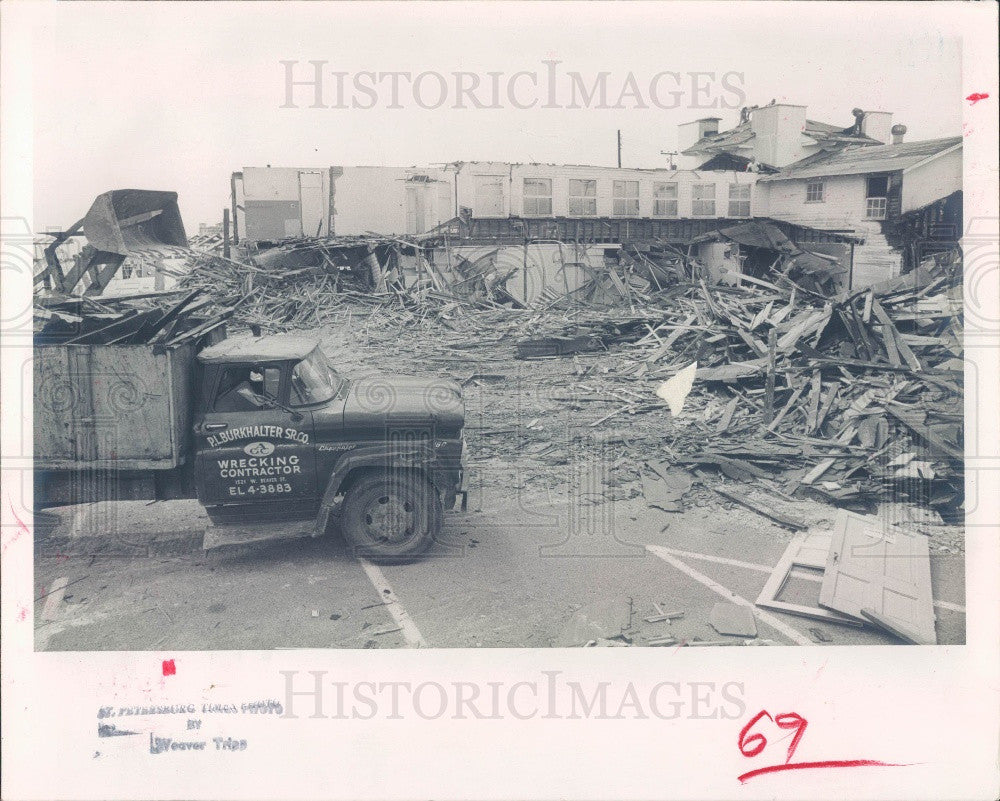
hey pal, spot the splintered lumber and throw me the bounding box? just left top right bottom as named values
left=871, top=299, right=921, bottom=371
left=716, top=395, right=740, bottom=434
left=712, top=486, right=807, bottom=531
left=763, top=328, right=777, bottom=424
left=766, top=381, right=807, bottom=432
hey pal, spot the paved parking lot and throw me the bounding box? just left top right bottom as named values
left=34, top=479, right=966, bottom=651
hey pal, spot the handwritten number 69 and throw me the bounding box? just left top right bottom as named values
left=738, top=710, right=809, bottom=764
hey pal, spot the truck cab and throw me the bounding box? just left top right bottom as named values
left=194, top=334, right=465, bottom=560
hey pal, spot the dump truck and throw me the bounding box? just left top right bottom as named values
left=34, top=333, right=466, bottom=559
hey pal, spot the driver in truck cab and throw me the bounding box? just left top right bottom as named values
left=214, top=367, right=274, bottom=412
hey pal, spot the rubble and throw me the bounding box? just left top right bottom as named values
left=34, top=287, right=228, bottom=346
left=34, top=189, right=965, bottom=521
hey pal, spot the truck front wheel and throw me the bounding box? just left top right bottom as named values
left=340, top=471, right=442, bottom=562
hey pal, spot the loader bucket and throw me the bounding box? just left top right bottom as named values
left=83, top=189, right=188, bottom=256
left=40, top=189, right=189, bottom=296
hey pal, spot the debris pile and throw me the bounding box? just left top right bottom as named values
left=436, top=247, right=964, bottom=520
left=634, top=249, right=964, bottom=518
left=33, top=288, right=228, bottom=346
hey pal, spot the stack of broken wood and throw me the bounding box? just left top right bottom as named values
left=503, top=248, right=963, bottom=519
left=34, top=287, right=229, bottom=346
left=632, top=249, right=964, bottom=519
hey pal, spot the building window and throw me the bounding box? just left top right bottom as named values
left=728, top=183, right=751, bottom=217
left=805, top=181, right=825, bottom=203
left=653, top=182, right=678, bottom=217
left=568, top=179, right=597, bottom=216
left=523, top=178, right=552, bottom=216
left=866, top=197, right=888, bottom=219
left=865, top=174, right=889, bottom=220
left=612, top=180, right=640, bottom=216
left=692, top=183, right=716, bottom=216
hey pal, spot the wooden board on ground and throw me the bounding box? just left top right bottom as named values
left=819, top=510, right=936, bottom=644
left=755, top=531, right=865, bottom=627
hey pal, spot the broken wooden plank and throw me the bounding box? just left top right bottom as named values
left=715, top=395, right=739, bottom=434
left=766, top=381, right=807, bottom=432
left=712, top=486, right=807, bottom=531
left=871, top=299, right=922, bottom=371
left=764, top=328, right=777, bottom=424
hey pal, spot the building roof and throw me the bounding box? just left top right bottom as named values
left=758, top=136, right=962, bottom=182
left=681, top=118, right=881, bottom=157
left=197, top=334, right=319, bottom=364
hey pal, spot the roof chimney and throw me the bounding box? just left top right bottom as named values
left=891, top=124, right=907, bottom=145
left=860, top=111, right=893, bottom=144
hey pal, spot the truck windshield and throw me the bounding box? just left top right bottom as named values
left=290, top=348, right=343, bottom=405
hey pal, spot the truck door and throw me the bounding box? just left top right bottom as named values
left=194, top=362, right=318, bottom=506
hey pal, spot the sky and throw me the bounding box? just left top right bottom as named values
left=25, top=1, right=965, bottom=231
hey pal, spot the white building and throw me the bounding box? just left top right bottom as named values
left=231, top=162, right=760, bottom=241
left=754, top=136, right=962, bottom=286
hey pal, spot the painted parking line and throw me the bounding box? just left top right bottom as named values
left=651, top=545, right=966, bottom=614
left=645, top=545, right=815, bottom=647
left=358, top=559, right=428, bottom=648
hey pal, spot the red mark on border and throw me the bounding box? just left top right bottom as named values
left=739, top=759, right=908, bottom=784
left=161, top=659, right=176, bottom=676
left=738, top=709, right=908, bottom=784
left=3, top=500, right=30, bottom=554
left=966, top=92, right=989, bottom=105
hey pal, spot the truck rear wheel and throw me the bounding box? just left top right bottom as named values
left=340, top=472, right=442, bottom=562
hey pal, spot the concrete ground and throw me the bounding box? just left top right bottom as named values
left=34, top=480, right=965, bottom=651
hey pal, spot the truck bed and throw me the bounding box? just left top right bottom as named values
left=34, top=342, right=196, bottom=470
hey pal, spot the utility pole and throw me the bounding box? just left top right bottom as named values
left=660, top=150, right=678, bottom=170
left=617, top=129, right=622, bottom=168
left=222, top=208, right=231, bottom=259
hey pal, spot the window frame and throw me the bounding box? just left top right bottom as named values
left=567, top=178, right=598, bottom=216
left=653, top=181, right=679, bottom=217
left=805, top=180, right=825, bottom=203
left=211, top=364, right=285, bottom=413
left=691, top=182, right=717, bottom=217
left=612, top=179, right=640, bottom=216
left=522, top=177, right=553, bottom=216
left=728, top=182, right=752, bottom=217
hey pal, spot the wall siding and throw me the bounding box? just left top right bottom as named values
left=757, top=174, right=869, bottom=230
left=902, top=149, right=962, bottom=213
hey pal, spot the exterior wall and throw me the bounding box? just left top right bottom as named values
left=237, top=162, right=761, bottom=240
left=333, top=167, right=453, bottom=235
left=457, top=162, right=758, bottom=220
left=901, top=149, right=962, bottom=213
left=756, top=174, right=870, bottom=230
left=241, top=167, right=332, bottom=240
left=440, top=242, right=611, bottom=305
